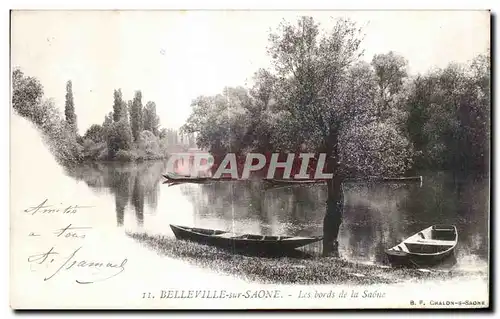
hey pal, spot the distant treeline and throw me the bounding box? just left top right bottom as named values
left=12, top=16, right=490, bottom=176
left=182, top=17, right=490, bottom=176
left=12, top=68, right=197, bottom=164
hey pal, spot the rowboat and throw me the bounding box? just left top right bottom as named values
left=264, top=179, right=323, bottom=185
left=162, top=172, right=236, bottom=185
left=264, top=176, right=423, bottom=187
left=163, top=173, right=211, bottom=184
left=385, top=225, right=458, bottom=267
left=170, top=224, right=322, bottom=253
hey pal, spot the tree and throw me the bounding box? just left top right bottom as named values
left=405, top=52, right=490, bottom=173
left=103, top=111, right=113, bottom=129
left=143, top=101, right=160, bottom=136
left=130, top=91, right=144, bottom=142
left=159, top=128, right=168, bottom=139
left=12, top=68, right=44, bottom=121
left=113, top=89, right=127, bottom=122
left=266, top=17, right=413, bottom=256
left=138, top=130, right=160, bottom=156
left=12, top=69, right=82, bottom=164
left=182, top=87, right=252, bottom=155
left=65, top=80, right=78, bottom=133
left=106, top=120, right=133, bottom=159
left=84, top=124, right=105, bottom=144
left=371, top=52, right=408, bottom=121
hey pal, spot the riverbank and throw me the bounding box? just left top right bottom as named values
left=127, top=232, right=486, bottom=285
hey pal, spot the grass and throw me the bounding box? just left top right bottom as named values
left=126, top=232, right=485, bottom=285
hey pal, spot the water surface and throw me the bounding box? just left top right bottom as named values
left=64, top=161, right=489, bottom=270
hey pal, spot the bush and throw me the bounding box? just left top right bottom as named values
left=81, top=139, right=106, bottom=161
left=12, top=69, right=83, bottom=165
left=106, top=120, right=133, bottom=158
left=115, top=149, right=138, bottom=161
left=84, top=124, right=106, bottom=143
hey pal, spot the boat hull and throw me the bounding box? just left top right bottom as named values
left=385, top=225, right=458, bottom=268
left=385, top=248, right=456, bottom=268
left=170, top=225, right=322, bottom=253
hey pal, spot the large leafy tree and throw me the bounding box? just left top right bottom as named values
left=183, top=17, right=414, bottom=256
left=181, top=17, right=489, bottom=256
left=406, top=53, right=490, bottom=172
left=182, top=86, right=253, bottom=156
left=263, top=17, right=413, bottom=256
left=371, top=52, right=408, bottom=121
left=12, top=68, right=44, bottom=122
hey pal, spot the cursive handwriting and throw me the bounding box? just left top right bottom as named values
left=28, top=247, right=128, bottom=284
left=24, top=199, right=94, bottom=215
left=53, top=224, right=91, bottom=239
left=27, top=224, right=92, bottom=239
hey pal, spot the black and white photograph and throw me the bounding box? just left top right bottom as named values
left=9, top=10, right=490, bottom=309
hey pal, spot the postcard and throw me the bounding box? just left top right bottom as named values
left=10, top=10, right=490, bottom=309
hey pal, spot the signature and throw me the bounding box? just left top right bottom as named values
left=28, top=246, right=128, bottom=284
left=24, top=199, right=94, bottom=215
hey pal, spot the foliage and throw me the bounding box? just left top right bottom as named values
left=114, top=149, right=138, bottom=162
left=130, top=90, right=144, bottom=142
left=106, top=119, right=133, bottom=159
left=12, top=17, right=490, bottom=172
left=371, top=52, right=409, bottom=121
left=112, top=89, right=127, bottom=122
left=184, top=17, right=415, bottom=178
left=182, top=87, right=253, bottom=155
left=83, top=124, right=105, bottom=143
left=81, top=138, right=107, bottom=161
left=137, top=130, right=161, bottom=157
left=64, top=80, right=77, bottom=133
left=143, top=101, right=160, bottom=136
left=12, top=68, right=44, bottom=121
left=12, top=68, right=82, bottom=164
left=341, top=121, right=414, bottom=176
left=406, top=53, right=490, bottom=171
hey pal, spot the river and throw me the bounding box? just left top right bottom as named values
left=61, top=159, right=489, bottom=270
left=10, top=115, right=489, bottom=308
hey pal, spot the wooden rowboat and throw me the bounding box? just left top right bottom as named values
left=170, top=224, right=322, bottom=253
left=162, top=172, right=236, bottom=185
left=385, top=225, right=458, bottom=268
left=264, top=176, right=422, bottom=186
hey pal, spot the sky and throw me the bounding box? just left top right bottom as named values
left=11, top=10, right=490, bottom=134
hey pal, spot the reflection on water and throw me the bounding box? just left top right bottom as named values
left=64, top=161, right=489, bottom=269
left=66, top=161, right=167, bottom=227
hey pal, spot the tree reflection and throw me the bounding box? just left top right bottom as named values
left=63, top=162, right=489, bottom=265
left=63, top=161, right=167, bottom=227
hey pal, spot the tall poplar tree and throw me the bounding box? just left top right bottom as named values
left=65, top=80, right=77, bottom=133
left=130, top=90, right=144, bottom=142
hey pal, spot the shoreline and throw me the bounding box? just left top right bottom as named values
left=127, top=232, right=487, bottom=286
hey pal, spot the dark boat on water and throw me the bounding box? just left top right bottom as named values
left=264, top=176, right=422, bottom=187
left=264, top=179, right=323, bottom=185
left=170, top=224, right=322, bottom=253
left=385, top=225, right=458, bottom=268
left=162, top=172, right=236, bottom=185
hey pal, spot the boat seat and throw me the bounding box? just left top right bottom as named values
left=214, top=233, right=237, bottom=238
left=405, top=239, right=454, bottom=246
left=431, top=227, right=456, bottom=241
